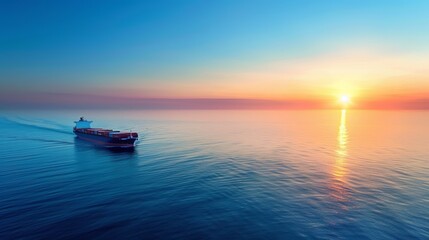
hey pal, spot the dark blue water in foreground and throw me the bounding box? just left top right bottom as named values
left=0, top=110, right=428, bottom=239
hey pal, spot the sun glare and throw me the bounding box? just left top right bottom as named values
left=340, top=95, right=350, bottom=105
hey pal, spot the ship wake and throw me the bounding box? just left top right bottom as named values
left=2, top=117, right=73, bottom=135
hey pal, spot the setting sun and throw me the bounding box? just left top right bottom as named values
left=340, top=95, right=351, bottom=105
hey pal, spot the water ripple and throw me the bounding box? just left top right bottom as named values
left=0, top=110, right=428, bottom=239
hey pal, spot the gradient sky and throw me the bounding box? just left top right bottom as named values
left=1, top=0, right=429, bottom=109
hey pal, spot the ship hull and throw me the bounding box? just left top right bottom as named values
left=74, top=131, right=138, bottom=148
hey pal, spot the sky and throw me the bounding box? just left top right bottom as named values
left=1, top=0, right=429, bottom=109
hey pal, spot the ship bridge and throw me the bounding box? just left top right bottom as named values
left=74, top=117, right=93, bottom=129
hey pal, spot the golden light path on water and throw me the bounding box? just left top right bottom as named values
left=331, top=109, right=349, bottom=204
left=335, top=109, right=348, bottom=179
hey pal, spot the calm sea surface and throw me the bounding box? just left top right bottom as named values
left=0, top=110, right=428, bottom=239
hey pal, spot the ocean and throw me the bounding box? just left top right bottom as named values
left=0, top=110, right=428, bottom=239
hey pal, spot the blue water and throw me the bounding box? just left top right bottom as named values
left=0, top=110, right=428, bottom=239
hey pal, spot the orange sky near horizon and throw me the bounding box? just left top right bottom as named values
left=85, top=47, right=429, bottom=109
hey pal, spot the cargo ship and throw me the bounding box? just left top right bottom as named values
left=73, top=117, right=138, bottom=148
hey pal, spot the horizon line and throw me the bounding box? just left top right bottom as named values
left=1, top=92, right=429, bottom=110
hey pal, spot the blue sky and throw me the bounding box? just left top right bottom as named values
left=1, top=0, right=429, bottom=107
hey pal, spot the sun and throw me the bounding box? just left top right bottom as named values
left=340, top=95, right=350, bottom=105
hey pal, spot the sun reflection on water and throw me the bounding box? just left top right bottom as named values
left=330, top=109, right=349, bottom=204
left=334, top=109, right=348, bottom=180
